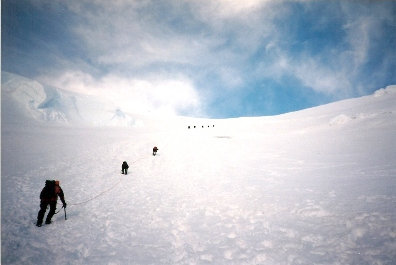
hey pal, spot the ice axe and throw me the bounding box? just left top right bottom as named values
left=64, top=206, right=67, bottom=220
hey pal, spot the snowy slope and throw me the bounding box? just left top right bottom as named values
left=2, top=75, right=396, bottom=264
left=1, top=72, right=142, bottom=127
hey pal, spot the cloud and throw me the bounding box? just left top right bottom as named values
left=254, top=1, right=395, bottom=98
left=63, top=1, right=212, bottom=68
left=4, top=0, right=395, bottom=117
left=60, top=0, right=279, bottom=79
left=193, top=0, right=272, bottom=19
left=292, top=59, right=352, bottom=97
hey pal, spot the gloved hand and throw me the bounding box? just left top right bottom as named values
left=63, top=202, right=67, bottom=208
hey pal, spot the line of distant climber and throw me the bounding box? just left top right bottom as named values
left=188, top=125, right=215, bottom=129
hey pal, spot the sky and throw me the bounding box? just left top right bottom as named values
left=2, top=0, right=396, bottom=118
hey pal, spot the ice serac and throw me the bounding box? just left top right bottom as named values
left=2, top=72, right=48, bottom=124
left=1, top=72, right=142, bottom=127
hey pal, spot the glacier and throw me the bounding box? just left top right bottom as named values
left=2, top=73, right=396, bottom=264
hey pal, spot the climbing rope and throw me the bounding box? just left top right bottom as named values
left=66, top=156, right=147, bottom=206
left=54, top=205, right=64, bottom=214
left=67, top=178, right=123, bottom=206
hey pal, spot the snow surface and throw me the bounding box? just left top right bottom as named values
left=2, top=73, right=396, bottom=264
left=1, top=72, right=143, bottom=127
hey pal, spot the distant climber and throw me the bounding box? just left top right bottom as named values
left=122, top=161, right=129, bottom=174
left=36, top=180, right=66, bottom=227
left=153, top=146, right=158, bottom=156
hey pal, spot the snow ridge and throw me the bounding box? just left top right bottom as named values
left=1, top=72, right=141, bottom=127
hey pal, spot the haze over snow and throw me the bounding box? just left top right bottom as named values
left=1, top=73, right=396, bottom=264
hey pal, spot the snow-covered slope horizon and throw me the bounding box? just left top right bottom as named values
left=3, top=71, right=396, bottom=129
left=2, top=72, right=396, bottom=264
left=1, top=72, right=146, bottom=127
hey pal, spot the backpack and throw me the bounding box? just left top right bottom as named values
left=42, top=180, right=56, bottom=199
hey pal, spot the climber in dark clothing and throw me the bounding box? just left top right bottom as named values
left=153, top=146, right=158, bottom=156
left=36, top=180, right=66, bottom=227
left=122, top=161, right=129, bottom=174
